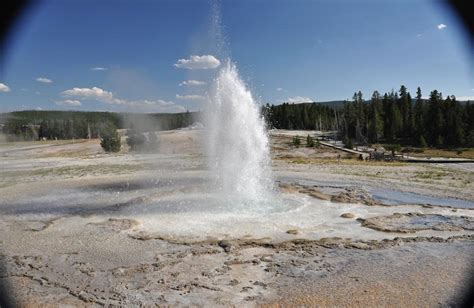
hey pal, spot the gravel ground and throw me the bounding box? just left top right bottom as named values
left=0, top=129, right=473, bottom=306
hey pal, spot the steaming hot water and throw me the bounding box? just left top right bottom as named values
left=124, top=61, right=409, bottom=241
left=124, top=5, right=322, bottom=239
left=125, top=60, right=407, bottom=242
left=124, top=60, right=326, bottom=239
left=205, top=61, right=273, bottom=202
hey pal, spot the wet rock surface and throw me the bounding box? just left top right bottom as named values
left=89, top=218, right=140, bottom=232
left=340, top=213, right=356, bottom=219
left=360, top=212, right=474, bottom=233
left=279, top=182, right=384, bottom=206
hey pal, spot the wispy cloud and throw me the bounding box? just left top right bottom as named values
left=62, top=86, right=184, bottom=111
left=174, top=55, right=221, bottom=70
left=287, top=96, right=313, bottom=103
left=56, top=99, right=82, bottom=106
left=36, top=77, right=53, bottom=84
left=176, top=94, right=206, bottom=101
left=437, top=23, right=447, bottom=30
left=0, top=83, right=11, bottom=92
left=62, top=87, right=114, bottom=102
left=90, top=67, right=107, bottom=71
left=276, top=87, right=286, bottom=92
left=455, top=96, right=474, bottom=101
left=179, top=80, right=207, bottom=86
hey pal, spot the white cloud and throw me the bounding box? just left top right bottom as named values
left=90, top=67, right=107, bottom=71
left=287, top=96, right=313, bottom=103
left=455, top=96, right=474, bottom=101
left=36, top=77, right=53, bottom=84
left=133, top=99, right=176, bottom=107
left=62, top=87, right=114, bottom=102
left=176, top=94, right=206, bottom=101
left=35, top=107, right=43, bottom=111
left=422, top=95, right=474, bottom=101
left=276, top=87, right=285, bottom=91
left=0, top=83, right=11, bottom=92
left=437, top=23, right=447, bottom=30
left=168, top=105, right=187, bottom=112
left=179, top=80, right=207, bottom=86
left=56, top=99, right=82, bottom=106
left=174, top=55, right=221, bottom=70
left=61, top=86, right=183, bottom=111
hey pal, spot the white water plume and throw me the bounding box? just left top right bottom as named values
left=205, top=61, right=273, bottom=202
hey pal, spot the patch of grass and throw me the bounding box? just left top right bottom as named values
left=0, top=164, right=144, bottom=186
left=39, top=147, right=99, bottom=158
left=281, top=157, right=408, bottom=167
left=290, top=158, right=311, bottom=164
left=414, top=170, right=450, bottom=180
left=407, top=147, right=474, bottom=159
left=0, top=139, right=87, bottom=149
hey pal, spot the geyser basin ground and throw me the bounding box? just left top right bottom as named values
left=1, top=129, right=473, bottom=306
left=4, top=172, right=473, bottom=243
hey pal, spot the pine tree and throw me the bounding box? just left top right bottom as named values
left=306, top=134, right=315, bottom=147
left=302, top=105, right=310, bottom=129
left=100, top=124, right=121, bottom=153
left=443, top=95, right=464, bottom=147
left=426, top=90, right=444, bottom=146
left=343, top=137, right=353, bottom=149
left=419, top=135, right=427, bottom=148
left=292, top=135, right=301, bottom=147
left=413, top=87, right=425, bottom=146
left=398, top=85, right=412, bottom=138
left=368, top=91, right=383, bottom=143
left=464, top=101, right=474, bottom=146
left=407, top=92, right=414, bottom=136
left=383, top=91, right=402, bottom=142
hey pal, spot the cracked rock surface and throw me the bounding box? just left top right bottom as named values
left=1, top=129, right=473, bottom=306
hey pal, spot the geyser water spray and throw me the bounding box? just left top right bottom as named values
left=205, top=61, right=273, bottom=202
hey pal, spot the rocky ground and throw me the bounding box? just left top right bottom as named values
left=0, top=129, right=473, bottom=306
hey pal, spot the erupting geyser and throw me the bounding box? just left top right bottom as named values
left=205, top=61, right=273, bottom=202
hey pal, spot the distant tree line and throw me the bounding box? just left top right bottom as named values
left=263, top=86, right=474, bottom=148
left=1, top=111, right=120, bottom=141
left=1, top=110, right=197, bottom=141
left=263, top=103, right=339, bottom=131
left=340, top=86, right=474, bottom=148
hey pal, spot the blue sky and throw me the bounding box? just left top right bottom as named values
left=0, top=0, right=473, bottom=113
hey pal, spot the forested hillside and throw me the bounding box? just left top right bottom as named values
left=3, top=85, right=474, bottom=149
left=263, top=86, right=474, bottom=148
left=1, top=110, right=198, bottom=141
